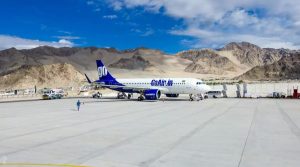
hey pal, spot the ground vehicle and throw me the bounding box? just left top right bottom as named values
left=42, top=94, right=51, bottom=100
left=267, top=92, right=286, bottom=98
left=42, top=91, right=63, bottom=100
left=51, top=94, right=63, bottom=99
left=42, top=93, right=63, bottom=100
left=206, top=91, right=223, bottom=98
left=92, top=92, right=102, bottom=98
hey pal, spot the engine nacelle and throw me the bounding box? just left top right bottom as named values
left=165, top=94, right=179, bottom=97
left=144, top=89, right=161, bottom=100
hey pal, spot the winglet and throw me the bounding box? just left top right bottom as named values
left=85, top=73, right=92, bottom=84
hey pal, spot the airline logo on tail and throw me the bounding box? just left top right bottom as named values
left=98, top=66, right=108, bottom=77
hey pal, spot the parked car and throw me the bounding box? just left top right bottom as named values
left=267, top=92, right=286, bottom=98
left=42, top=93, right=63, bottom=100
left=42, top=94, right=51, bottom=100
left=51, top=94, right=63, bottom=99
left=206, top=91, right=223, bottom=98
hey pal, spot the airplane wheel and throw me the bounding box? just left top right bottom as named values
left=128, top=94, right=131, bottom=99
left=138, top=96, right=144, bottom=101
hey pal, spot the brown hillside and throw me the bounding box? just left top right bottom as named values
left=0, top=63, right=85, bottom=89
left=236, top=53, right=300, bottom=80
left=177, top=49, right=239, bottom=74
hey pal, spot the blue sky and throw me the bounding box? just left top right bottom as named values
left=1, top=0, right=300, bottom=53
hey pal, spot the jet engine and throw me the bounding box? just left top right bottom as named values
left=144, top=89, right=161, bottom=100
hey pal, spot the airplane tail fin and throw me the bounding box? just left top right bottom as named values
left=96, top=60, right=115, bottom=81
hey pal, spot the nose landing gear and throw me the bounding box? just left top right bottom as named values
left=117, top=92, right=133, bottom=99
left=127, top=93, right=132, bottom=99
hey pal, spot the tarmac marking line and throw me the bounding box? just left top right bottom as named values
left=68, top=102, right=208, bottom=164
left=140, top=99, right=242, bottom=167
left=0, top=162, right=90, bottom=167
left=237, top=100, right=259, bottom=167
left=276, top=100, right=300, bottom=141
left=0, top=101, right=189, bottom=158
left=0, top=101, right=172, bottom=142
left=71, top=100, right=234, bottom=165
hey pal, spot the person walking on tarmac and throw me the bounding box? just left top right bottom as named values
left=76, top=100, right=81, bottom=111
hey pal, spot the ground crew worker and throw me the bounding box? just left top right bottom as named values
left=76, top=100, right=81, bottom=111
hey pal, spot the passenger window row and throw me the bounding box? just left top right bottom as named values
left=122, top=82, right=186, bottom=85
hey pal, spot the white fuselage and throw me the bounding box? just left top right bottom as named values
left=116, top=78, right=211, bottom=94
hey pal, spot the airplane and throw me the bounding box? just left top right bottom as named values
left=85, top=60, right=211, bottom=101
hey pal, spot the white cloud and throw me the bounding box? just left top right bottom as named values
left=110, top=0, right=300, bottom=22
left=130, top=28, right=142, bottom=33
left=54, top=36, right=81, bottom=40
left=107, top=0, right=300, bottom=49
left=108, top=0, right=123, bottom=11
left=141, top=28, right=154, bottom=36
left=173, top=28, right=300, bottom=49
left=58, top=39, right=73, bottom=45
left=0, top=35, right=74, bottom=50
left=103, top=15, right=118, bottom=19
left=131, top=27, right=154, bottom=36
left=219, top=9, right=259, bottom=28
left=86, top=0, right=95, bottom=5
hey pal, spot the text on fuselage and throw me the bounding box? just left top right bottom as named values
left=151, top=79, right=173, bottom=86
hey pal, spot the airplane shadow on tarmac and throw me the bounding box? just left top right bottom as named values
left=69, top=98, right=198, bottom=111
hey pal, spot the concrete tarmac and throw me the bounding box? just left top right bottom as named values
left=0, top=98, right=300, bottom=167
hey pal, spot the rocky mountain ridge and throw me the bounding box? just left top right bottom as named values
left=220, top=42, right=288, bottom=67
left=236, top=53, right=300, bottom=80
left=0, top=42, right=299, bottom=89
left=177, top=49, right=238, bottom=74
left=0, top=63, right=84, bottom=89
left=109, top=55, right=153, bottom=70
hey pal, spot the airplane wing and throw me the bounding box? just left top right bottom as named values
left=84, top=74, right=92, bottom=84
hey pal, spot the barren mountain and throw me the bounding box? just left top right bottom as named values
left=0, top=42, right=299, bottom=89
left=0, top=63, right=85, bottom=89
left=236, top=53, right=300, bottom=80
left=177, top=49, right=238, bottom=75
left=220, top=42, right=286, bottom=67
left=109, top=55, right=153, bottom=70
left=0, top=46, right=168, bottom=78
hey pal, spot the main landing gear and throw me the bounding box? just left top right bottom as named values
left=117, top=92, right=133, bottom=99
left=137, top=93, right=145, bottom=101
left=189, top=94, right=204, bottom=101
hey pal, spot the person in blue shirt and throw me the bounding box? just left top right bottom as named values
left=76, top=100, right=81, bottom=111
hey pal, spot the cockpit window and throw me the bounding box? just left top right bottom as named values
left=196, top=82, right=203, bottom=85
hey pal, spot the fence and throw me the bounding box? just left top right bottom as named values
left=210, top=81, right=300, bottom=97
